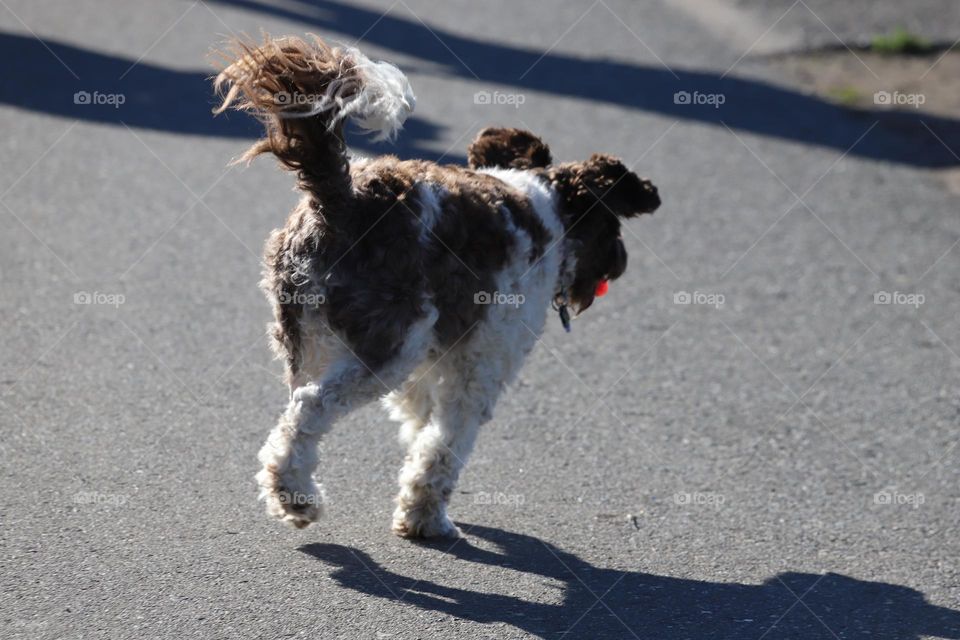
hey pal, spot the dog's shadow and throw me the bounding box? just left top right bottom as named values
left=300, top=523, right=960, bottom=639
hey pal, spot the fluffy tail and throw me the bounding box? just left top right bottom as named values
left=213, top=34, right=415, bottom=207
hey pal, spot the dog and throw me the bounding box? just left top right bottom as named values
left=213, top=35, right=660, bottom=537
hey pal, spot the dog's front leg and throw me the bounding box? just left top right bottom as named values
left=392, top=416, right=476, bottom=538
left=392, top=367, right=497, bottom=538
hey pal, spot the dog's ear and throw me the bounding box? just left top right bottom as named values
left=578, top=154, right=660, bottom=218
left=467, top=127, right=553, bottom=170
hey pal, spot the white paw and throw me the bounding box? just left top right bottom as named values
left=391, top=505, right=461, bottom=539
left=256, top=467, right=324, bottom=529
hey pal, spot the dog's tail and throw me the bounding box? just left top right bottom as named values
left=213, top=34, right=415, bottom=207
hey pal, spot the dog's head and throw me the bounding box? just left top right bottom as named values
left=545, top=154, right=660, bottom=313
left=466, top=128, right=660, bottom=314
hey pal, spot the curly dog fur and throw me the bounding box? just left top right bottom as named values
left=213, top=34, right=660, bottom=537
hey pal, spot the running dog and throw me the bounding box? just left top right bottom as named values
left=213, top=34, right=660, bottom=537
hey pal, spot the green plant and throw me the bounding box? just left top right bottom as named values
left=871, top=27, right=933, bottom=55
left=827, top=85, right=863, bottom=106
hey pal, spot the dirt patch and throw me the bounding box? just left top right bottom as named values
left=773, top=49, right=960, bottom=190
left=774, top=49, right=960, bottom=118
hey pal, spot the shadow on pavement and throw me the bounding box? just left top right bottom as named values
left=0, top=31, right=258, bottom=138
left=300, top=523, right=960, bottom=639
left=205, top=0, right=960, bottom=167
left=0, top=31, right=456, bottom=162
left=4, top=0, right=960, bottom=167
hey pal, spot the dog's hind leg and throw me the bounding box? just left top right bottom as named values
left=256, top=357, right=368, bottom=528
left=257, top=311, right=436, bottom=529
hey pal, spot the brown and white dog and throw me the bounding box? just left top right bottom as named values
left=213, top=35, right=660, bottom=537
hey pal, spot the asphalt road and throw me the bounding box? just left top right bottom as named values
left=2, top=1, right=960, bottom=638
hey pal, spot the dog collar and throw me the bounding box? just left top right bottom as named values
left=552, top=289, right=572, bottom=333
left=553, top=246, right=576, bottom=333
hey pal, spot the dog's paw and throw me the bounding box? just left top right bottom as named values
left=391, top=506, right=461, bottom=539
left=256, top=467, right=324, bottom=529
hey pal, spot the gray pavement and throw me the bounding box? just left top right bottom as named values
left=2, top=1, right=960, bottom=638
